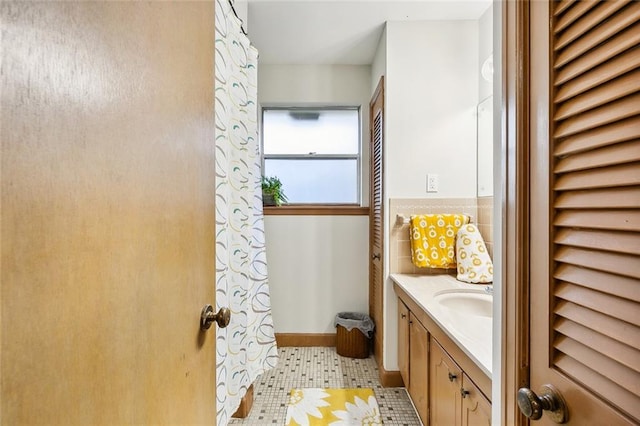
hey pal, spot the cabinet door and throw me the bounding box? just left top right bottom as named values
left=461, top=373, right=491, bottom=426
left=398, top=300, right=410, bottom=388
left=430, top=337, right=462, bottom=426
left=409, top=314, right=429, bottom=425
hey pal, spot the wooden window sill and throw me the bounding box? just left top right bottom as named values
left=263, top=205, right=370, bottom=216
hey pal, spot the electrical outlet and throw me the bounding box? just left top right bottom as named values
left=427, top=174, right=439, bottom=192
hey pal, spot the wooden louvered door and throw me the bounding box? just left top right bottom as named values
left=528, top=1, right=639, bottom=424
left=369, top=77, right=384, bottom=369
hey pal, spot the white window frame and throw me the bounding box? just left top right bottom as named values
left=260, top=106, right=362, bottom=206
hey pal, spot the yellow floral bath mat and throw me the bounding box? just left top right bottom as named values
left=285, top=388, right=382, bottom=426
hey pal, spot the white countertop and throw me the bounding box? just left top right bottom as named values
left=391, top=273, right=493, bottom=377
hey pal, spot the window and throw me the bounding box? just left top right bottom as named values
left=262, top=107, right=361, bottom=205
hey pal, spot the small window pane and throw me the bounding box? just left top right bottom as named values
left=263, top=109, right=359, bottom=155
left=264, top=159, right=358, bottom=204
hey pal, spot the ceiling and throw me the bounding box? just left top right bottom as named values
left=245, top=0, right=492, bottom=65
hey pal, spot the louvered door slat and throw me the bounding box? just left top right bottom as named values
left=554, top=71, right=640, bottom=120
left=555, top=117, right=640, bottom=156
left=555, top=301, right=640, bottom=348
left=554, top=354, right=640, bottom=420
left=555, top=140, right=640, bottom=172
left=555, top=246, right=640, bottom=278
left=555, top=264, right=639, bottom=300
left=554, top=337, right=639, bottom=396
left=555, top=228, right=639, bottom=255
left=554, top=210, right=640, bottom=232
left=555, top=26, right=640, bottom=83
left=555, top=187, right=640, bottom=209
left=554, top=3, right=640, bottom=67
left=554, top=93, right=640, bottom=138
left=555, top=49, right=640, bottom=103
left=554, top=162, right=640, bottom=190
left=554, top=0, right=577, bottom=17
left=555, top=319, right=639, bottom=373
left=554, top=0, right=599, bottom=33
left=554, top=0, right=630, bottom=50
left=555, top=282, right=639, bottom=325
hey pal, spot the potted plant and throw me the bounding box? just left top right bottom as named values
left=261, top=175, right=288, bottom=206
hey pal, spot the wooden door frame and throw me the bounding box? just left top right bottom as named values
left=500, top=0, right=531, bottom=425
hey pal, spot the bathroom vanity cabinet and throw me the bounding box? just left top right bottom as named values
left=395, top=281, right=491, bottom=426
left=430, top=338, right=491, bottom=426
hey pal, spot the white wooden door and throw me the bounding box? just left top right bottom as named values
left=526, top=1, right=639, bottom=424
left=1, top=2, right=218, bottom=424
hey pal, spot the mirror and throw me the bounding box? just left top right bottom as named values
left=477, top=95, right=493, bottom=197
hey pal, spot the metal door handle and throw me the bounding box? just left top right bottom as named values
left=200, top=305, right=231, bottom=330
left=517, top=384, right=568, bottom=423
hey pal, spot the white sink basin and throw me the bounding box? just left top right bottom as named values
left=433, top=290, right=493, bottom=318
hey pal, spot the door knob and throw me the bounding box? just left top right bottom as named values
left=372, top=253, right=381, bottom=260
left=517, top=384, right=568, bottom=423
left=200, top=305, right=231, bottom=330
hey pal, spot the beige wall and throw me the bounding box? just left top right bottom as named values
left=389, top=197, right=494, bottom=273
left=389, top=198, right=479, bottom=274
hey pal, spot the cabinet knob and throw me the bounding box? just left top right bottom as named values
left=401, top=313, right=407, bottom=319
left=461, top=388, right=470, bottom=399
left=448, top=372, right=458, bottom=382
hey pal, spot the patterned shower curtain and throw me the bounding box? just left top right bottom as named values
left=214, top=1, right=278, bottom=424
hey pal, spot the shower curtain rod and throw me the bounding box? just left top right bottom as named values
left=228, top=0, right=248, bottom=35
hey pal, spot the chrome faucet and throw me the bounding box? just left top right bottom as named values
left=484, top=285, right=493, bottom=295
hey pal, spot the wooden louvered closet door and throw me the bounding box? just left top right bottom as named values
left=369, top=77, right=384, bottom=369
left=528, top=1, right=639, bottom=424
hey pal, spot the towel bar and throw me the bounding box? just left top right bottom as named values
left=395, top=213, right=473, bottom=226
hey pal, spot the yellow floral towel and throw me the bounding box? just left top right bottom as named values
left=410, top=214, right=470, bottom=268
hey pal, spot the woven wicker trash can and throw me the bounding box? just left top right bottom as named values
left=335, top=312, right=374, bottom=359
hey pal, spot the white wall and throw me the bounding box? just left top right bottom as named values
left=478, top=5, right=493, bottom=101
left=232, top=0, right=249, bottom=31
left=265, top=216, right=369, bottom=333
left=385, top=20, right=478, bottom=199
left=381, top=20, right=479, bottom=370
left=259, top=64, right=372, bottom=334
left=371, top=26, right=387, bottom=95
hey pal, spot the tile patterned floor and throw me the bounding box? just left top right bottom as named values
left=228, top=347, right=422, bottom=426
